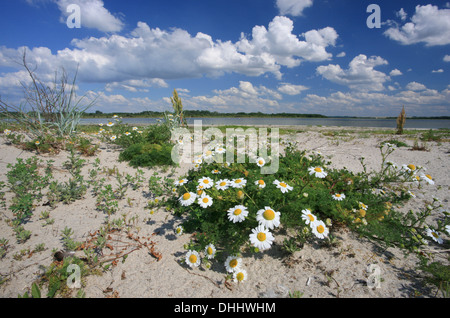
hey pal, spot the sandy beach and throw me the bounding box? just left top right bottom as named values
left=0, top=126, right=449, bottom=299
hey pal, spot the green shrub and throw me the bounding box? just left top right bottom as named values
left=146, top=123, right=172, bottom=145
left=119, top=142, right=175, bottom=168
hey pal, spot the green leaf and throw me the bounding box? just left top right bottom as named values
left=31, top=282, right=41, bottom=298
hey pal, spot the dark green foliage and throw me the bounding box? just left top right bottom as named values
left=119, top=142, right=175, bottom=168
left=146, top=123, right=172, bottom=145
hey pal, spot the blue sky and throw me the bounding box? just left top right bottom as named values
left=0, top=0, right=449, bottom=117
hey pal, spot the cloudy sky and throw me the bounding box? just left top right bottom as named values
left=0, top=0, right=449, bottom=117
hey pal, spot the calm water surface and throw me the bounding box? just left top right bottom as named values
left=81, top=117, right=450, bottom=129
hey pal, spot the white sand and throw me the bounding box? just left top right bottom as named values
left=0, top=127, right=448, bottom=298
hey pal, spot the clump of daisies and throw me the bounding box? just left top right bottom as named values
left=167, top=136, right=448, bottom=284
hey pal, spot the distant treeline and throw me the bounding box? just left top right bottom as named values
left=2, top=110, right=448, bottom=120
left=81, top=110, right=328, bottom=118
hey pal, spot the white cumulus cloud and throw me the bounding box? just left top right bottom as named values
left=56, top=0, right=124, bottom=32
left=278, top=83, right=309, bottom=95
left=406, top=81, right=427, bottom=91
left=276, top=0, right=313, bottom=17
left=316, top=54, right=390, bottom=91
left=0, top=16, right=338, bottom=87
left=389, top=69, right=402, bottom=76
left=384, top=5, right=450, bottom=46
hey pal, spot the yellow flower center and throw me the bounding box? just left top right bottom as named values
left=234, top=208, right=242, bottom=216
left=182, top=193, right=191, bottom=200
left=263, top=209, right=275, bottom=220
left=220, top=181, right=227, bottom=186
left=407, top=164, right=416, bottom=171
left=336, top=194, right=341, bottom=197
left=258, top=180, right=265, bottom=185
left=426, top=174, right=432, bottom=180
left=257, top=232, right=266, bottom=242
left=179, top=179, right=184, bottom=184
left=207, top=247, right=213, bottom=255
left=314, top=167, right=322, bottom=172
left=317, top=225, right=325, bottom=234
left=258, top=160, right=264, bottom=165
left=308, top=214, right=315, bottom=222
left=359, top=209, right=366, bottom=217
left=202, top=197, right=209, bottom=203
left=197, top=190, right=203, bottom=195
left=280, top=182, right=287, bottom=188
left=432, top=232, right=439, bottom=238
left=189, top=254, right=197, bottom=264
left=235, top=179, right=242, bottom=184
left=229, top=259, right=238, bottom=268
left=203, top=179, right=209, bottom=184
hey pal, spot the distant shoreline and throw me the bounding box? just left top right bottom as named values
left=79, top=111, right=450, bottom=120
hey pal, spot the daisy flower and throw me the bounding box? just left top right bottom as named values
left=175, top=178, right=188, bottom=186
left=256, top=157, right=265, bottom=167
left=273, top=180, right=293, bottom=193
left=225, top=255, right=242, bottom=273
left=402, top=164, right=417, bottom=173
left=185, top=250, right=201, bottom=268
left=332, top=193, right=346, bottom=201
left=421, top=174, right=435, bottom=185
left=227, top=205, right=249, bottom=223
left=215, top=179, right=230, bottom=190
left=308, top=166, right=327, bottom=178
left=301, top=209, right=317, bottom=226
left=233, top=269, right=248, bottom=283
left=110, top=135, right=117, bottom=141
left=3, top=129, right=11, bottom=135
left=256, top=207, right=281, bottom=230
left=311, top=220, right=329, bottom=239
left=426, top=228, right=443, bottom=244
left=124, top=132, right=131, bottom=136
left=359, top=202, right=368, bottom=211
left=215, top=146, right=226, bottom=154
left=249, top=225, right=275, bottom=251
left=198, top=193, right=213, bottom=208
left=175, top=225, right=183, bottom=236
left=198, top=176, right=214, bottom=189
left=230, top=178, right=247, bottom=188
left=132, top=126, right=138, bottom=131
left=211, top=169, right=221, bottom=174
left=106, top=121, right=114, bottom=127
left=255, top=179, right=266, bottom=188
left=179, top=192, right=196, bottom=206
left=203, top=150, right=214, bottom=161
left=204, top=244, right=216, bottom=259
left=35, top=140, right=40, bottom=145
